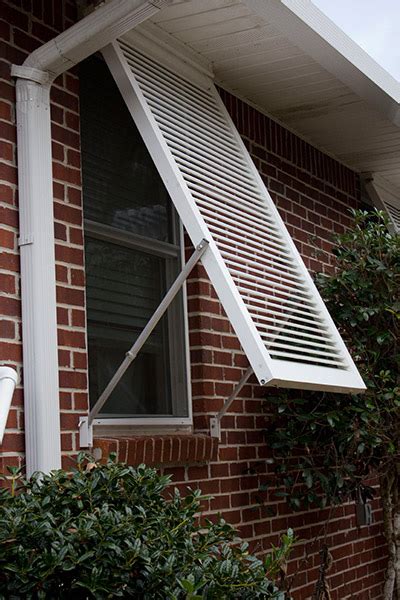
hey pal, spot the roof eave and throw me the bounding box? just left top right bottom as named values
left=243, top=0, right=400, bottom=126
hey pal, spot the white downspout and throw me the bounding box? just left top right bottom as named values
left=0, top=367, right=18, bottom=445
left=10, top=0, right=172, bottom=476
left=12, top=73, right=59, bottom=477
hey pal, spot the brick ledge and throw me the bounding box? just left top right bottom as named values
left=93, top=435, right=218, bottom=466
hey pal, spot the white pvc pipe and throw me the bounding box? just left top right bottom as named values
left=0, top=367, right=18, bottom=445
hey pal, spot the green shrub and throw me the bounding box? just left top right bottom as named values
left=0, top=454, right=292, bottom=599
left=265, top=210, right=399, bottom=597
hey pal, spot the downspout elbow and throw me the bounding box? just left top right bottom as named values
left=15, top=0, right=173, bottom=82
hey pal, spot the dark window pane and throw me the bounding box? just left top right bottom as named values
left=86, top=237, right=174, bottom=416
left=80, top=58, right=172, bottom=242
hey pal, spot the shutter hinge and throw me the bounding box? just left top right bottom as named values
left=79, top=416, right=93, bottom=448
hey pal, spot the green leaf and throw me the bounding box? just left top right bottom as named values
left=0, top=453, right=287, bottom=598
left=327, top=415, right=335, bottom=427
left=302, top=470, right=313, bottom=489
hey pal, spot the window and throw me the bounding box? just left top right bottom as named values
left=80, top=57, right=189, bottom=422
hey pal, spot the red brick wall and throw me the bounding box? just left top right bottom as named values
left=178, top=90, right=386, bottom=599
left=0, top=2, right=386, bottom=597
left=0, top=0, right=87, bottom=471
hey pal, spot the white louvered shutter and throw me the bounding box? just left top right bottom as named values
left=101, top=32, right=365, bottom=393
left=366, top=180, right=400, bottom=234
left=385, top=202, right=400, bottom=232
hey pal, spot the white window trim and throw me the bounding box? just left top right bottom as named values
left=83, top=203, right=192, bottom=431
left=86, top=225, right=193, bottom=430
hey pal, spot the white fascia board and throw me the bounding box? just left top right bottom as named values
left=243, top=0, right=400, bottom=126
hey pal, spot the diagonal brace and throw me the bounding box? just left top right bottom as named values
left=210, top=366, right=253, bottom=440
left=79, top=238, right=209, bottom=447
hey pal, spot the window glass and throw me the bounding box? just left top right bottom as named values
left=80, top=56, right=188, bottom=419
left=80, top=58, right=172, bottom=242
left=86, top=238, right=172, bottom=416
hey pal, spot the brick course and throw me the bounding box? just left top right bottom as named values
left=0, top=1, right=386, bottom=597
left=0, top=0, right=87, bottom=469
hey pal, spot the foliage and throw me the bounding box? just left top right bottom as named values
left=263, top=530, right=296, bottom=592
left=265, top=210, right=400, bottom=597
left=266, top=210, right=400, bottom=510
left=0, top=454, right=293, bottom=599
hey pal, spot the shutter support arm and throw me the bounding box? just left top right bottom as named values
left=79, top=238, right=209, bottom=447
left=210, top=366, right=253, bottom=440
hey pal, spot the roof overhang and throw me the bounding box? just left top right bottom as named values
left=145, top=0, right=400, bottom=195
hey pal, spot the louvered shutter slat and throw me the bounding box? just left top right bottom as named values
left=215, top=241, right=298, bottom=275
left=165, top=131, right=249, bottom=172
left=102, top=34, right=365, bottom=393
left=260, top=325, right=333, bottom=344
left=222, top=254, right=304, bottom=287
left=386, top=202, right=400, bottom=230
left=385, top=202, right=400, bottom=229
left=208, top=221, right=292, bottom=257
left=366, top=180, right=400, bottom=234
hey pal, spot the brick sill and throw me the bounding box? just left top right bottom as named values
left=93, top=435, right=218, bottom=467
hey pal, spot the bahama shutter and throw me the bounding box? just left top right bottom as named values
left=365, top=178, right=400, bottom=234
left=385, top=202, right=400, bottom=232
left=101, top=30, right=365, bottom=394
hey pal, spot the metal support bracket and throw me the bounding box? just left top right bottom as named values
left=79, top=238, right=209, bottom=448
left=18, top=234, right=34, bottom=247
left=210, top=366, right=253, bottom=440
left=79, top=416, right=93, bottom=448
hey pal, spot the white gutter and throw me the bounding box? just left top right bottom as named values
left=11, top=0, right=171, bottom=477
left=0, top=367, right=18, bottom=445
